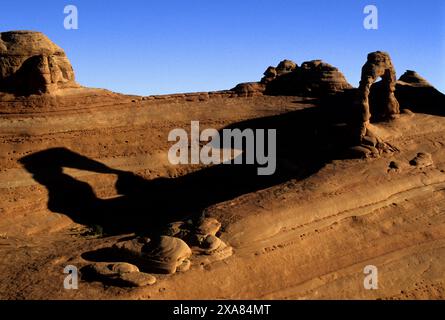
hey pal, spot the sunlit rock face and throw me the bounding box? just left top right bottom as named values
left=0, top=30, right=78, bottom=95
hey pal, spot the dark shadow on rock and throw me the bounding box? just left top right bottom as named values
left=81, top=248, right=124, bottom=263
left=0, top=55, right=49, bottom=96
left=370, top=80, right=445, bottom=118
left=395, top=84, right=445, bottom=117
left=18, top=99, right=367, bottom=236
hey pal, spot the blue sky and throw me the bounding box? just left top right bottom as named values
left=1, top=0, right=444, bottom=95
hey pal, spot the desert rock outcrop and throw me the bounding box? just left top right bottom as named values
left=356, top=51, right=400, bottom=139
left=141, top=236, right=192, bottom=274
left=297, top=60, right=352, bottom=95
left=236, top=58, right=352, bottom=97
left=163, top=217, right=233, bottom=261
left=398, top=70, right=432, bottom=87
left=0, top=30, right=78, bottom=95
left=112, top=236, right=192, bottom=274
left=232, top=82, right=266, bottom=97
left=394, top=70, right=445, bottom=115
left=276, top=59, right=297, bottom=75
left=82, top=262, right=157, bottom=287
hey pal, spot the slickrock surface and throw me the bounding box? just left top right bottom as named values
left=0, top=32, right=444, bottom=300
left=0, top=89, right=444, bottom=299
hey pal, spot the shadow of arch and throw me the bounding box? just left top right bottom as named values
left=19, top=103, right=360, bottom=236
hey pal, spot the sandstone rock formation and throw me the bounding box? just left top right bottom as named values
left=112, top=236, right=192, bottom=274
left=235, top=58, right=352, bottom=97
left=395, top=70, right=445, bottom=116
left=142, top=236, right=192, bottom=274
left=276, top=59, right=297, bottom=75
left=398, top=70, right=432, bottom=87
left=192, top=217, right=233, bottom=260
left=0, top=31, right=78, bottom=95
left=82, top=262, right=157, bottom=287
left=366, top=68, right=445, bottom=118
left=195, top=217, right=222, bottom=237
left=232, top=82, right=266, bottom=97
left=112, top=237, right=147, bottom=258
left=88, top=216, right=233, bottom=281
left=164, top=220, right=192, bottom=239
left=261, top=66, right=278, bottom=83
left=297, top=60, right=353, bottom=95
left=162, top=217, right=233, bottom=262
left=356, top=51, right=400, bottom=139
left=409, top=152, right=434, bottom=168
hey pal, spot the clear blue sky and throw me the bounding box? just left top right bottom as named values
left=1, top=0, right=444, bottom=95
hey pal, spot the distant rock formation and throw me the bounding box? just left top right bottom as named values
left=268, top=59, right=354, bottom=96
left=395, top=70, right=445, bottom=116
left=231, top=82, right=266, bottom=97
left=233, top=58, right=352, bottom=97
left=398, top=70, right=432, bottom=87
left=355, top=51, right=400, bottom=139
left=368, top=69, right=445, bottom=119
left=0, top=31, right=78, bottom=95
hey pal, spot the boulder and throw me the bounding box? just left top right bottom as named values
left=82, top=262, right=156, bottom=287
left=112, top=236, right=192, bottom=274
left=141, top=236, right=192, bottom=274
left=0, top=30, right=78, bottom=95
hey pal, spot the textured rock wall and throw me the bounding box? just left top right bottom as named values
left=0, top=31, right=78, bottom=95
